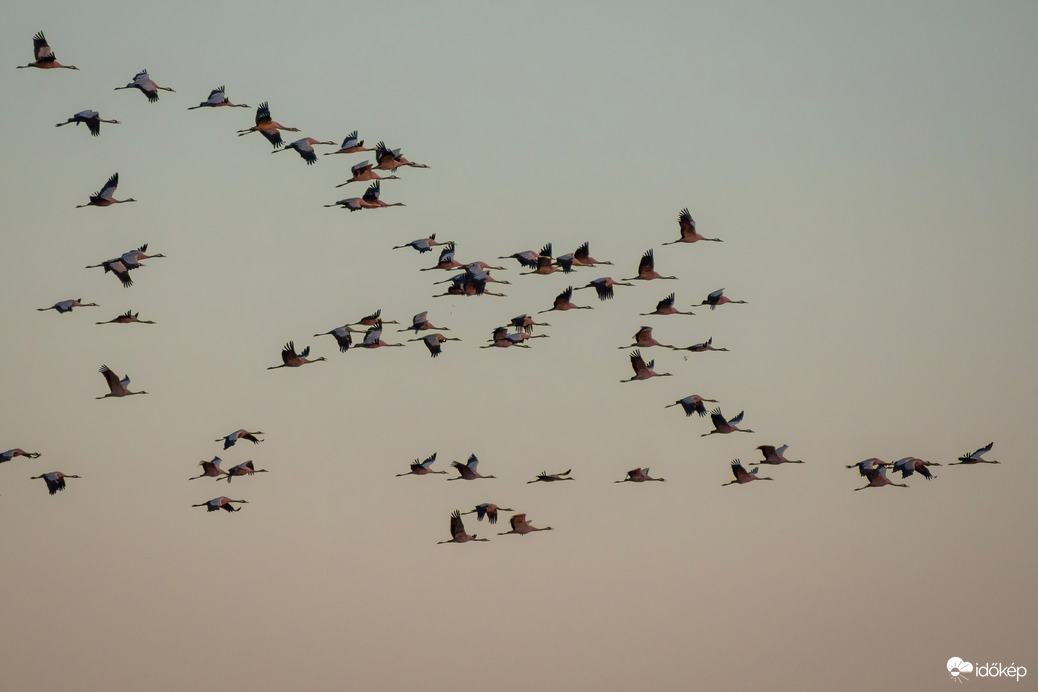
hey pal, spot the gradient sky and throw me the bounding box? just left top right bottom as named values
left=2, top=2, right=1036, bottom=690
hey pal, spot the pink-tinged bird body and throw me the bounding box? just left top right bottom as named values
left=237, top=102, right=299, bottom=148
left=448, top=454, right=496, bottom=480
left=621, top=326, right=673, bottom=349
left=854, top=465, right=908, bottom=490
left=223, top=460, right=268, bottom=482
left=18, top=32, right=77, bottom=70
left=521, top=243, right=564, bottom=275
left=275, top=137, right=336, bottom=164
left=38, top=298, right=98, bottom=314
left=1, top=448, right=41, bottom=463
left=187, top=86, right=248, bottom=109
left=624, top=249, right=676, bottom=281
left=96, top=310, right=155, bottom=325
left=85, top=244, right=165, bottom=287
left=641, top=293, right=695, bottom=316
left=349, top=309, right=398, bottom=327
left=482, top=326, right=547, bottom=348
left=616, top=467, right=666, bottom=483
left=354, top=321, right=405, bottom=349
left=114, top=69, right=174, bottom=102
left=528, top=469, right=573, bottom=484
left=498, top=513, right=553, bottom=535
left=335, top=160, right=400, bottom=185
left=324, top=131, right=372, bottom=155
left=461, top=503, right=514, bottom=524
left=499, top=249, right=546, bottom=269
left=30, top=471, right=81, bottom=494
left=510, top=314, right=550, bottom=334
left=313, top=326, right=354, bottom=353
left=217, top=429, right=264, bottom=449
left=267, top=341, right=326, bottom=369
left=666, top=394, right=719, bottom=418
left=673, top=336, right=728, bottom=353
left=662, top=208, right=722, bottom=245
left=409, top=332, right=459, bottom=357
left=397, top=453, right=446, bottom=477
left=393, top=234, right=450, bottom=253
left=846, top=458, right=887, bottom=476
left=192, top=497, right=248, bottom=512
left=189, top=457, right=227, bottom=480
left=752, top=444, right=803, bottom=465
left=539, top=286, right=593, bottom=313
left=438, top=510, right=488, bottom=543
left=702, top=408, right=753, bottom=436
left=577, top=277, right=633, bottom=301
left=55, top=110, right=119, bottom=136
left=76, top=172, right=136, bottom=208
left=325, top=181, right=404, bottom=211
left=97, top=364, right=146, bottom=399
left=891, top=456, right=938, bottom=479
left=622, top=350, right=672, bottom=382
left=572, top=242, right=612, bottom=267
left=374, top=141, right=429, bottom=171
left=401, top=311, right=449, bottom=333
left=951, top=442, right=998, bottom=465
left=699, top=288, right=747, bottom=310
left=722, top=459, right=772, bottom=485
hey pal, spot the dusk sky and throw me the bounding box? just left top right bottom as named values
left=2, top=3, right=1036, bottom=690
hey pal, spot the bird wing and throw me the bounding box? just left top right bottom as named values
left=281, top=341, right=298, bottom=364
left=678, top=208, right=695, bottom=237
left=352, top=160, right=372, bottom=175
left=99, top=365, right=121, bottom=392
left=574, top=242, right=590, bottom=261
left=362, top=181, right=381, bottom=202
left=97, top=173, right=119, bottom=200
left=340, top=131, right=360, bottom=148
left=466, top=454, right=479, bottom=471
left=630, top=350, right=646, bottom=374
left=728, top=411, right=745, bottom=425
left=638, top=249, right=654, bottom=274
left=255, top=102, right=271, bottom=125
left=33, top=32, right=54, bottom=62
left=657, top=293, right=676, bottom=310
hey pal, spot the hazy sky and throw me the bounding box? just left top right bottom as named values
left=2, top=2, right=1036, bottom=690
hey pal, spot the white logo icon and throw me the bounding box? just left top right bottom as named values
left=948, top=657, right=974, bottom=683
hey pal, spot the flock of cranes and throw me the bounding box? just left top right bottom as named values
left=5, top=31, right=1002, bottom=541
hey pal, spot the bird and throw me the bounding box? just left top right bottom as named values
left=325, top=181, right=404, bottom=211
left=662, top=208, right=722, bottom=245
left=38, top=298, right=98, bottom=314
left=509, top=314, right=550, bottom=334
left=312, top=325, right=353, bottom=353
left=521, top=243, right=564, bottom=275
left=354, top=321, right=405, bottom=348
left=447, top=454, right=495, bottom=480
left=497, top=513, right=553, bottom=536
left=434, top=268, right=508, bottom=298
left=640, top=293, right=695, bottom=316
left=891, top=457, right=939, bottom=479
left=437, top=510, right=488, bottom=543
left=671, top=336, right=728, bottom=353
left=621, top=350, right=672, bottom=382
left=722, top=459, right=772, bottom=485
left=18, top=32, right=77, bottom=70
left=216, top=429, right=264, bottom=450
left=528, top=469, right=574, bottom=483
left=187, top=86, right=248, bottom=109
left=223, top=460, right=269, bottom=483
left=393, top=234, right=451, bottom=253
left=624, top=249, right=677, bottom=281
left=273, top=137, right=336, bottom=164
left=702, top=408, right=753, bottom=436
left=572, top=242, right=612, bottom=267
left=951, top=442, right=998, bottom=465
left=267, top=341, right=326, bottom=369
left=347, top=309, right=398, bottom=327
left=236, top=102, right=299, bottom=148
left=665, top=394, right=719, bottom=418
left=95, top=310, right=155, bottom=325
left=30, top=471, right=81, bottom=495
left=114, top=69, right=174, bottom=102
left=615, top=467, right=666, bottom=483
left=499, top=249, right=546, bottom=269
left=373, top=141, right=429, bottom=171
left=620, top=326, right=674, bottom=349
left=334, top=160, right=400, bottom=185
left=576, top=277, right=634, bottom=301
left=396, top=453, right=446, bottom=477
left=324, top=131, right=373, bottom=155
left=189, top=457, right=227, bottom=480
left=192, top=497, right=248, bottom=512
left=409, top=333, right=460, bottom=357
left=419, top=243, right=463, bottom=271
left=96, top=365, right=147, bottom=399
left=76, top=172, right=136, bottom=208
left=1, top=449, right=41, bottom=463
left=482, top=326, right=547, bottom=348
left=846, top=459, right=887, bottom=476
left=55, top=110, right=119, bottom=136
left=752, top=445, right=804, bottom=465
left=698, top=288, right=748, bottom=310
left=85, top=244, right=166, bottom=287
left=400, top=311, right=449, bottom=333
left=461, top=503, right=514, bottom=524
left=539, top=286, right=593, bottom=313
left=854, top=465, right=908, bottom=491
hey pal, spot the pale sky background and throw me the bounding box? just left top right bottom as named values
left=2, top=2, right=1036, bottom=690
